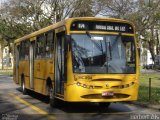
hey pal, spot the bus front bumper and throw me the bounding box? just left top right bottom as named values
left=64, top=83, right=139, bottom=102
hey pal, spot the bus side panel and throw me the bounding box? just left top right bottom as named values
left=19, top=60, right=29, bottom=87
left=43, top=59, right=54, bottom=95
left=19, top=61, right=25, bottom=84
left=34, top=59, right=47, bottom=94
left=34, top=78, right=46, bottom=94
left=32, top=59, right=54, bottom=95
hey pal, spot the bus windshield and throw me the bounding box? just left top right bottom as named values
left=71, top=34, right=136, bottom=74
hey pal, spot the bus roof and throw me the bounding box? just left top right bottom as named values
left=14, top=17, right=134, bottom=43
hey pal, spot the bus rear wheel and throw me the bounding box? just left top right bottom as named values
left=49, top=87, right=59, bottom=107
left=99, top=102, right=111, bottom=108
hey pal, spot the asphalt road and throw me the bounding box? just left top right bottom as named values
left=0, top=75, right=159, bottom=120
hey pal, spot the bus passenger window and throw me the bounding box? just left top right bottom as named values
left=24, top=40, right=29, bottom=60
left=20, top=42, right=24, bottom=60
left=19, top=40, right=29, bottom=60
left=45, top=31, right=54, bottom=58
left=36, top=35, right=45, bottom=59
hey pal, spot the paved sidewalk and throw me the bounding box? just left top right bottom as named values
left=141, top=69, right=160, bottom=73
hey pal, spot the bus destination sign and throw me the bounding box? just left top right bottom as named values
left=71, top=21, right=134, bottom=33
left=95, top=24, right=126, bottom=32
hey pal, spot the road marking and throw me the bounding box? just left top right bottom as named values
left=9, top=93, right=55, bottom=119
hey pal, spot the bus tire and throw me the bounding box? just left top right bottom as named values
left=99, top=102, right=110, bottom=108
left=21, top=77, right=27, bottom=95
left=49, top=87, right=58, bottom=107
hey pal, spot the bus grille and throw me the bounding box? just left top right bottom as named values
left=81, top=93, right=130, bottom=99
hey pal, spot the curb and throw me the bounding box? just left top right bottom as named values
left=125, top=102, right=160, bottom=111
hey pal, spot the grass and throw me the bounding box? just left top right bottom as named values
left=138, top=86, right=160, bottom=104
left=0, top=69, right=13, bottom=76
left=138, top=73, right=160, bottom=104
left=140, top=73, right=160, bottom=88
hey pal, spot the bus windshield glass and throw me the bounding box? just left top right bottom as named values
left=71, top=34, right=136, bottom=74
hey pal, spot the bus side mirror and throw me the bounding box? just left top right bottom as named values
left=65, top=35, right=71, bottom=51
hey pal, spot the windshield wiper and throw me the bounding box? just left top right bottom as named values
left=86, top=31, right=91, bottom=38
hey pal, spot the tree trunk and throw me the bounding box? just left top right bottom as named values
left=1, top=44, right=4, bottom=70
left=148, top=28, right=155, bottom=63
left=156, top=30, right=160, bottom=55
left=148, top=41, right=155, bottom=63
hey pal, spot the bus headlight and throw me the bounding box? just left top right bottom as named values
left=130, top=82, right=134, bottom=86
left=76, top=82, right=81, bottom=86
left=89, top=85, right=93, bottom=89
left=83, top=84, right=87, bottom=88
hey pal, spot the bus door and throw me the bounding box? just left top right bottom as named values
left=15, top=45, right=20, bottom=84
left=29, top=40, right=35, bottom=89
left=55, top=28, right=66, bottom=95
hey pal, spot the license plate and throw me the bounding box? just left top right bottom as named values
left=102, top=91, right=114, bottom=97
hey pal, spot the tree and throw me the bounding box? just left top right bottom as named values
left=69, top=0, right=95, bottom=17
left=97, top=0, right=136, bottom=19
left=136, top=0, right=160, bottom=62
left=0, top=0, right=97, bottom=37
left=96, top=0, right=160, bottom=63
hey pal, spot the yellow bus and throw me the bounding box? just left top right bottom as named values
left=13, top=17, right=139, bottom=108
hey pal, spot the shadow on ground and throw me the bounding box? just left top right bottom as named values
left=16, top=87, right=132, bottom=114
